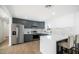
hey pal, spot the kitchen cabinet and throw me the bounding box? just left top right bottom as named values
left=24, top=21, right=32, bottom=28
left=38, top=22, right=45, bottom=28
left=24, top=34, right=33, bottom=42
left=12, top=18, right=23, bottom=24
left=24, top=21, right=45, bottom=29
left=31, top=21, right=45, bottom=29
left=12, top=17, right=45, bottom=29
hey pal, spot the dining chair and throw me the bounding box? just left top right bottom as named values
left=58, top=35, right=75, bottom=54
left=73, top=35, right=79, bottom=53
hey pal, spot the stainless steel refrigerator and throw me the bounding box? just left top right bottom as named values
left=11, top=24, right=24, bottom=45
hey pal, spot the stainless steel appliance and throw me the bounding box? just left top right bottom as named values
left=11, top=24, right=24, bottom=45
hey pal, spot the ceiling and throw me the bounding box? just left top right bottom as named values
left=6, top=5, right=79, bottom=21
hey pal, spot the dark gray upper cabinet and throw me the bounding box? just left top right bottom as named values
left=24, top=21, right=32, bottom=28
left=31, top=21, right=45, bottom=28
left=12, top=18, right=25, bottom=24
left=12, top=17, right=45, bottom=29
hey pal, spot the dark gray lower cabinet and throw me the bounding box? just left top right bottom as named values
left=24, top=34, right=33, bottom=42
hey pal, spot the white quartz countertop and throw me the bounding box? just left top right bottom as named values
left=53, top=34, right=68, bottom=41
left=40, top=34, right=68, bottom=41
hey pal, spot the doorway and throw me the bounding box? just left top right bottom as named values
left=0, top=19, right=9, bottom=44
left=0, top=18, right=9, bottom=53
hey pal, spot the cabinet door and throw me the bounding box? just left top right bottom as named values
left=13, top=18, right=24, bottom=25
left=24, top=21, right=32, bottom=28
left=31, top=21, right=45, bottom=29
left=24, top=34, right=33, bottom=42
left=38, top=22, right=45, bottom=29
left=31, top=21, right=38, bottom=28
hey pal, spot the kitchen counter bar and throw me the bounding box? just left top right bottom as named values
left=24, top=33, right=49, bottom=36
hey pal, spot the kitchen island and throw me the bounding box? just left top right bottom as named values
left=40, top=33, right=68, bottom=54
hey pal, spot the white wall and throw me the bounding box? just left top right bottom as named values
left=74, top=12, right=79, bottom=34
left=50, top=11, right=79, bottom=34
left=2, top=6, right=12, bottom=46
left=0, top=6, right=12, bottom=45
left=50, top=13, right=74, bottom=28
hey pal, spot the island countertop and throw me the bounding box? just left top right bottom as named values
left=24, top=33, right=49, bottom=36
